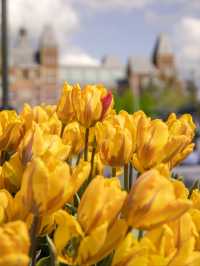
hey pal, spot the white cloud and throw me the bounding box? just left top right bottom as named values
left=80, top=0, right=189, bottom=10
left=8, top=0, right=79, bottom=56
left=173, top=17, right=200, bottom=74
left=7, top=0, right=102, bottom=67
left=60, top=51, right=99, bottom=66
left=82, top=0, right=156, bottom=9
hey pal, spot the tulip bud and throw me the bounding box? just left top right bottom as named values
left=96, top=117, right=132, bottom=167
left=72, top=84, right=113, bottom=128
left=166, top=113, right=196, bottom=168
left=112, top=233, right=150, bottom=266
left=189, top=190, right=200, bottom=251
left=40, top=113, right=62, bottom=136
left=19, top=156, right=90, bottom=216
left=0, top=189, right=13, bottom=224
left=78, top=176, right=127, bottom=233
left=18, top=124, right=70, bottom=163
left=132, top=114, right=196, bottom=173
left=0, top=111, right=23, bottom=152
left=119, top=110, right=148, bottom=153
left=62, top=122, right=84, bottom=157
left=0, top=221, right=30, bottom=266
left=21, top=103, right=62, bottom=135
left=53, top=176, right=127, bottom=266
left=20, top=104, right=49, bottom=130
left=122, top=169, right=192, bottom=229
left=1, top=152, right=24, bottom=193
left=56, top=82, right=75, bottom=124
left=167, top=213, right=199, bottom=266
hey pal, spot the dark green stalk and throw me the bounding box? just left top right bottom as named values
left=76, top=151, right=83, bottom=166
left=60, top=123, right=65, bottom=138
left=84, top=128, right=89, bottom=161
left=112, top=167, right=116, bottom=177
left=0, top=150, right=9, bottom=165
left=47, top=235, right=59, bottom=266
left=128, top=163, right=133, bottom=190
left=138, top=229, right=144, bottom=241
left=88, top=139, right=96, bottom=184
left=124, top=164, right=129, bottom=191
left=30, top=215, right=40, bottom=266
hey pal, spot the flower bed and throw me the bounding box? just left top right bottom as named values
left=0, top=82, right=199, bottom=266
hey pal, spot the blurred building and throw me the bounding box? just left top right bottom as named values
left=126, top=33, right=177, bottom=96
left=59, top=56, right=125, bottom=89
left=0, top=28, right=179, bottom=110
left=9, top=26, right=58, bottom=109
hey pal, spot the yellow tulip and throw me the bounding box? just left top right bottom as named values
left=115, top=213, right=200, bottom=266
left=72, top=84, right=113, bottom=128
left=132, top=114, right=195, bottom=172
left=54, top=176, right=127, bottom=265
left=190, top=189, right=200, bottom=209
left=20, top=103, right=48, bottom=130
left=189, top=189, right=200, bottom=250
left=41, top=104, right=57, bottom=117
left=96, top=117, right=132, bottom=167
left=146, top=213, right=200, bottom=266
left=93, top=152, right=105, bottom=175
left=167, top=113, right=195, bottom=140
left=40, top=112, right=62, bottom=136
left=171, top=178, right=189, bottom=199
left=56, top=82, right=75, bottom=124
left=122, top=169, right=192, bottom=229
left=18, top=156, right=90, bottom=216
left=167, top=213, right=200, bottom=266
left=119, top=110, right=149, bottom=153
left=166, top=113, right=196, bottom=167
left=62, top=122, right=84, bottom=157
left=145, top=224, right=175, bottom=259
left=0, top=220, right=30, bottom=266
left=112, top=232, right=170, bottom=266
left=0, top=152, right=24, bottom=193
left=0, top=189, right=14, bottom=224
left=21, top=103, right=62, bottom=135
left=0, top=188, right=59, bottom=236
left=77, top=176, right=127, bottom=233
left=111, top=233, right=149, bottom=266
left=0, top=110, right=23, bottom=152
left=18, top=123, right=70, bottom=163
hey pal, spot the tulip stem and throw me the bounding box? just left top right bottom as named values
left=0, top=150, right=9, bottom=165
left=60, top=123, right=65, bottom=138
left=76, top=151, right=83, bottom=166
left=112, top=167, right=116, bottom=177
left=124, top=164, right=129, bottom=191
left=138, top=229, right=144, bottom=241
left=84, top=128, right=89, bottom=161
left=128, top=163, right=133, bottom=190
left=47, top=235, right=58, bottom=266
left=30, top=215, right=40, bottom=266
left=88, top=138, right=96, bottom=184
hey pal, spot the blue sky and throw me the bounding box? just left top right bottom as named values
left=8, top=0, right=200, bottom=76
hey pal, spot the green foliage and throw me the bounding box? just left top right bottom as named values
left=36, top=257, right=51, bottom=266
left=113, top=90, right=135, bottom=113
left=113, top=89, right=156, bottom=115
left=113, top=75, right=198, bottom=117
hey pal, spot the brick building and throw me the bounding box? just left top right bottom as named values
left=0, top=29, right=180, bottom=110
left=9, top=25, right=59, bottom=109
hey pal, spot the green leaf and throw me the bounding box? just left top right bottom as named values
left=36, top=256, right=51, bottom=266
left=46, top=235, right=59, bottom=266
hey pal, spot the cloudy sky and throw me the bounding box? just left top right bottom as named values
left=7, top=0, right=200, bottom=77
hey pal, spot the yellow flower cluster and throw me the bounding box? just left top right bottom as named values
left=0, top=82, right=198, bottom=266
